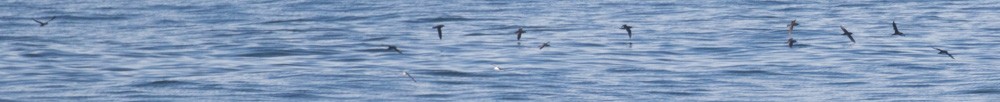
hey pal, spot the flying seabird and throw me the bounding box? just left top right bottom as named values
left=433, top=25, right=445, bottom=39
left=892, top=21, right=904, bottom=36
left=840, top=26, right=855, bottom=43
left=516, top=27, right=526, bottom=41
left=32, top=17, right=56, bottom=27
left=620, top=24, right=633, bottom=39
left=787, top=20, right=799, bottom=32
left=492, top=64, right=503, bottom=71
left=933, top=47, right=954, bottom=59
left=539, top=41, right=551, bottom=50
left=403, top=71, right=416, bottom=82
left=787, top=38, right=797, bottom=48
left=787, top=20, right=798, bottom=48
left=387, top=45, right=402, bottom=54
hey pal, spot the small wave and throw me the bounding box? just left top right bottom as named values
left=100, top=68, right=136, bottom=71
left=646, top=91, right=704, bottom=96
left=268, top=92, right=328, bottom=99
left=422, top=69, right=488, bottom=77
left=604, top=67, right=671, bottom=73
left=722, top=70, right=785, bottom=76
left=959, top=89, right=1000, bottom=94
left=403, top=16, right=501, bottom=23
left=130, top=80, right=200, bottom=87
left=413, top=93, right=454, bottom=98
left=230, top=49, right=334, bottom=57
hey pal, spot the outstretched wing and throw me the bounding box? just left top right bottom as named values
left=840, top=26, right=850, bottom=34
left=405, top=72, right=416, bottom=82
left=32, top=18, right=43, bottom=24
left=847, top=35, right=856, bottom=43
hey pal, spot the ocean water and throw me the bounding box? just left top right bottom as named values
left=1, top=0, right=1000, bottom=101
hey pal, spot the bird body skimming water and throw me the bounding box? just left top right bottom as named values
left=516, top=27, right=526, bottom=41
left=403, top=71, right=416, bottom=82
left=841, top=26, right=855, bottom=43
left=433, top=25, right=445, bottom=39
left=32, top=17, right=56, bottom=27
left=787, top=38, right=797, bottom=48
left=539, top=41, right=551, bottom=50
left=492, top=64, right=503, bottom=71
left=387, top=45, right=402, bottom=54
left=933, top=47, right=954, bottom=59
left=620, top=24, right=633, bottom=39
left=892, top=21, right=904, bottom=36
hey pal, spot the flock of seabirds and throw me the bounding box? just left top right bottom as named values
left=399, top=19, right=958, bottom=82
left=15, top=16, right=956, bottom=83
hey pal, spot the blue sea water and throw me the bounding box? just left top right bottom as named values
left=1, top=0, right=1000, bottom=101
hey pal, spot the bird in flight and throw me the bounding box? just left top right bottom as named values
left=932, top=47, right=954, bottom=59
left=787, top=20, right=799, bottom=32
left=516, top=27, right=526, bottom=41
left=787, top=20, right=798, bottom=48
left=32, top=17, right=56, bottom=27
left=787, top=38, right=797, bottom=48
left=433, top=25, right=445, bottom=40
left=387, top=45, right=402, bottom=54
left=539, top=41, right=551, bottom=50
left=892, top=21, right=904, bottom=36
left=620, top=24, right=633, bottom=39
left=840, top=26, right=855, bottom=43
left=403, top=71, right=416, bottom=82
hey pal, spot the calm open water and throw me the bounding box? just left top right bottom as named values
left=2, top=0, right=1000, bottom=101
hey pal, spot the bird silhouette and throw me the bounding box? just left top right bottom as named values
left=787, top=20, right=798, bottom=48
left=787, top=38, right=797, bottom=48
left=841, top=26, right=855, bottom=43
left=892, top=21, right=904, bottom=36
left=539, top=41, right=551, bottom=50
left=620, top=24, right=633, bottom=39
left=387, top=45, right=402, bottom=54
left=433, top=25, right=445, bottom=39
left=32, top=17, right=56, bottom=27
left=933, top=47, right=954, bottom=59
left=403, top=71, right=416, bottom=82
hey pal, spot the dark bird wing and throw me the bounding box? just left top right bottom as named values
left=517, top=33, right=522, bottom=40
left=437, top=29, right=443, bottom=40
left=787, top=39, right=795, bottom=48
left=933, top=47, right=944, bottom=52
left=847, top=34, right=855, bottom=43
left=947, top=54, right=955, bottom=59
left=626, top=29, right=632, bottom=39
left=405, top=72, right=416, bottom=82
left=539, top=42, right=549, bottom=50
left=840, top=26, right=850, bottom=34
left=47, top=17, right=56, bottom=22
left=32, top=18, right=43, bottom=24
left=841, top=26, right=854, bottom=43
left=394, top=49, right=402, bottom=54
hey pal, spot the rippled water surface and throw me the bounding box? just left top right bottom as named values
left=2, top=0, right=1000, bottom=101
